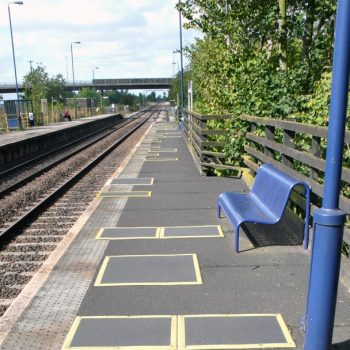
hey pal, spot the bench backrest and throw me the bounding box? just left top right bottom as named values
left=251, top=163, right=305, bottom=220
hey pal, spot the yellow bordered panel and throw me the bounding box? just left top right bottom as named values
left=160, top=225, right=224, bottom=239
left=94, top=254, right=202, bottom=287
left=177, top=314, right=296, bottom=349
left=96, top=227, right=161, bottom=240
left=148, top=148, right=178, bottom=153
left=97, top=191, right=152, bottom=198
left=136, top=152, right=161, bottom=156
left=62, top=315, right=177, bottom=350
left=144, top=157, right=179, bottom=162
left=159, top=135, right=182, bottom=139
left=110, top=178, right=154, bottom=186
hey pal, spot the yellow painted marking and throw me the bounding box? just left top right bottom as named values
left=148, top=148, right=178, bottom=153
left=96, top=227, right=161, bottom=240
left=109, top=178, right=154, bottom=186
left=159, top=225, right=224, bottom=239
left=62, top=315, right=177, bottom=350
left=96, top=225, right=223, bottom=241
left=275, top=314, right=296, bottom=347
left=94, top=254, right=202, bottom=286
left=160, top=135, right=182, bottom=139
left=97, top=191, right=152, bottom=198
left=145, top=157, right=179, bottom=162
left=178, top=314, right=296, bottom=349
left=136, top=152, right=160, bottom=156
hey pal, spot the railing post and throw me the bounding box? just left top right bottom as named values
left=264, top=125, right=275, bottom=158
left=310, top=136, right=321, bottom=181
left=304, top=1, right=350, bottom=349
left=282, top=128, right=295, bottom=168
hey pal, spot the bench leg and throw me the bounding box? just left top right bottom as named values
left=217, top=204, right=222, bottom=218
left=234, top=225, right=240, bottom=253
left=303, top=187, right=311, bottom=249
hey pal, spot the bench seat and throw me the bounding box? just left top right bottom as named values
left=217, top=163, right=311, bottom=253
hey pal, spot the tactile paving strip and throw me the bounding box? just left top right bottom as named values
left=94, top=254, right=202, bottom=286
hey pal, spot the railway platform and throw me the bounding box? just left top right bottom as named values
left=0, top=117, right=349, bottom=349
left=0, top=113, right=123, bottom=173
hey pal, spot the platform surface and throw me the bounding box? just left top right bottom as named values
left=0, top=113, right=119, bottom=146
left=1, top=117, right=349, bottom=350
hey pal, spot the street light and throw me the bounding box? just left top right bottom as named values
left=177, top=2, right=185, bottom=121
left=92, top=66, right=99, bottom=82
left=8, top=1, right=24, bottom=129
left=70, top=41, right=81, bottom=118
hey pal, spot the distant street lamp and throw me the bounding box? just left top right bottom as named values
left=8, top=1, right=24, bottom=129
left=70, top=41, right=81, bottom=118
left=178, top=2, right=185, bottom=120
left=92, top=66, right=99, bottom=82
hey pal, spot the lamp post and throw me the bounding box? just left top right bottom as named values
left=8, top=1, right=23, bottom=129
left=178, top=2, right=185, bottom=121
left=92, top=66, right=99, bottom=82
left=70, top=41, right=81, bottom=118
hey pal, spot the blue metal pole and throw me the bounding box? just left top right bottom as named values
left=304, top=1, right=350, bottom=349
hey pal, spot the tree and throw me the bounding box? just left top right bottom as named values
left=23, top=64, right=67, bottom=122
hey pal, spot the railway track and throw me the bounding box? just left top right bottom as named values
left=0, top=108, right=152, bottom=198
left=0, top=105, right=162, bottom=316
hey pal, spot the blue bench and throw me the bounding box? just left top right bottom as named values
left=217, top=163, right=311, bottom=253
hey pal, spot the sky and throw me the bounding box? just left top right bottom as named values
left=0, top=0, right=200, bottom=86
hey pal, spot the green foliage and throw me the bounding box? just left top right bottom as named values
left=170, top=0, right=337, bottom=168
left=23, top=64, right=68, bottom=122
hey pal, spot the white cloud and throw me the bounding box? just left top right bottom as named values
left=0, top=0, right=201, bottom=86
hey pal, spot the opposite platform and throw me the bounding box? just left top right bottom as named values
left=1, top=117, right=349, bottom=350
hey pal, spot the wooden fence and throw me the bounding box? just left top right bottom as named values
left=183, top=110, right=350, bottom=250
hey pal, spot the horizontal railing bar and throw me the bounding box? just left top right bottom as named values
left=245, top=145, right=350, bottom=213
left=247, top=133, right=350, bottom=183
left=240, top=114, right=350, bottom=142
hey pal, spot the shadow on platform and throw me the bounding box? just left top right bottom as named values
left=332, top=339, right=350, bottom=349
left=242, top=207, right=305, bottom=249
